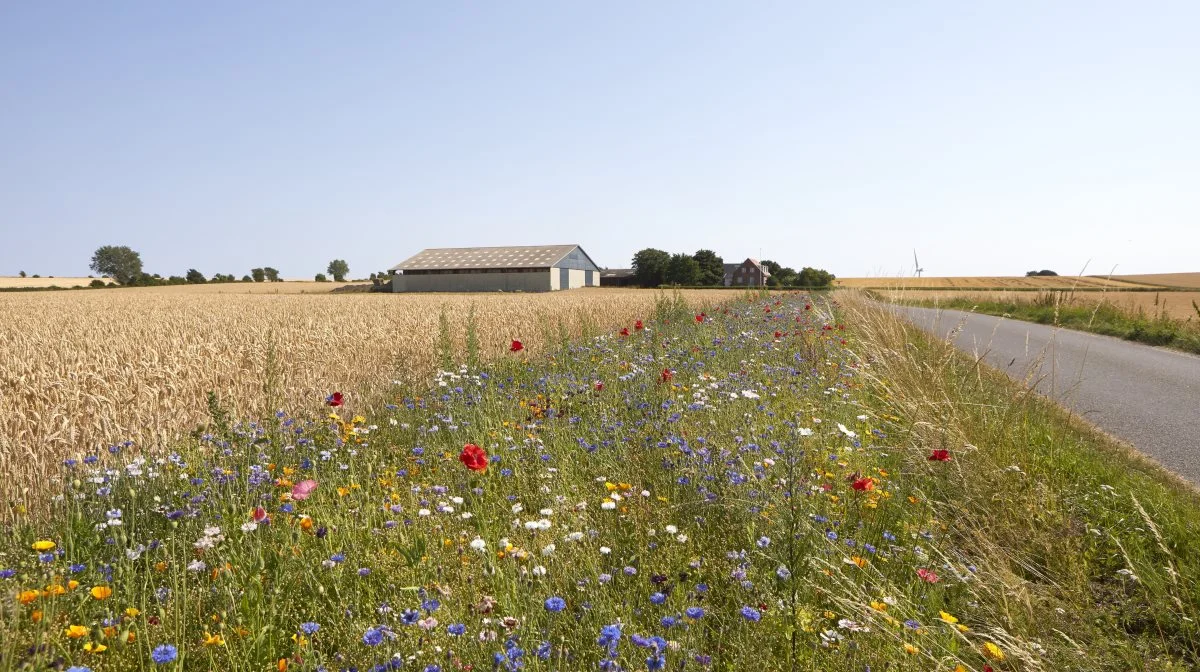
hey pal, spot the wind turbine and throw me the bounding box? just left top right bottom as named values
left=913, top=250, right=924, bottom=278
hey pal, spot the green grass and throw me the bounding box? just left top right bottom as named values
left=1, top=292, right=1197, bottom=671
left=900, top=293, right=1200, bottom=355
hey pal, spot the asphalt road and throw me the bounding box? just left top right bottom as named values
left=895, top=305, right=1200, bottom=484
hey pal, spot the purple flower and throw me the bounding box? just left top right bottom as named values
left=544, top=596, right=566, bottom=612
left=740, top=606, right=761, bottom=622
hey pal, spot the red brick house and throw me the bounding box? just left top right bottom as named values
left=723, top=258, right=771, bottom=287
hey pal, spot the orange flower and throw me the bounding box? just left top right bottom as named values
left=68, top=580, right=80, bottom=590
left=18, top=590, right=39, bottom=605
left=90, top=585, right=113, bottom=600
left=278, top=658, right=289, bottom=671
left=31, top=610, right=43, bottom=622
left=65, top=625, right=88, bottom=638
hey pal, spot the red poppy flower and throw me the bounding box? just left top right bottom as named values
left=252, top=506, right=268, bottom=523
left=916, top=568, right=940, bottom=583
left=660, top=368, right=673, bottom=384
left=928, top=449, right=952, bottom=462
left=773, top=331, right=782, bottom=339
left=291, top=480, right=318, bottom=501
left=619, top=327, right=630, bottom=337
left=851, top=477, right=874, bottom=492
left=459, top=444, right=488, bottom=472
left=509, top=340, right=524, bottom=353
left=634, top=319, right=644, bottom=331
left=594, top=381, right=604, bottom=391
left=805, top=303, right=812, bottom=310
left=326, top=392, right=343, bottom=407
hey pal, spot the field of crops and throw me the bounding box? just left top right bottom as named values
left=0, top=277, right=114, bottom=289
left=835, top=275, right=1159, bottom=290
left=1111, top=272, right=1200, bottom=289
left=873, top=288, right=1200, bottom=320
left=0, top=288, right=730, bottom=517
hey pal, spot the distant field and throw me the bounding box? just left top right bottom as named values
left=0, top=276, right=113, bottom=288
left=880, top=289, right=1200, bottom=320
left=835, top=275, right=1148, bottom=290
left=1111, top=272, right=1200, bottom=289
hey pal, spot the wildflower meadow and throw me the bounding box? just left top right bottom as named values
left=2, top=292, right=1197, bottom=671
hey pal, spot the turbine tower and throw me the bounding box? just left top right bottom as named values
left=913, top=250, right=924, bottom=278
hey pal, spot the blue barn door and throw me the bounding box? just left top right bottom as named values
left=559, top=267, right=570, bottom=289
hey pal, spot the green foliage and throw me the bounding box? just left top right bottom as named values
left=1026, top=269, right=1059, bottom=276
left=631, top=248, right=670, bottom=287
left=241, top=275, right=253, bottom=282
left=314, top=273, right=328, bottom=282
left=88, top=279, right=106, bottom=288
left=18, top=271, right=25, bottom=278
left=186, top=268, right=207, bottom=284
left=251, top=268, right=266, bottom=282
left=89, top=245, right=143, bottom=285
left=327, top=259, right=350, bottom=282
left=665, top=252, right=700, bottom=285
left=263, top=267, right=280, bottom=282
left=793, top=266, right=835, bottom=288
left=693, top=249, right=725, bottom=285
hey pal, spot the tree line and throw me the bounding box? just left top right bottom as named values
left=630, top=248, right=835, bottom=288
left=85, top=246, right=351, bottom=287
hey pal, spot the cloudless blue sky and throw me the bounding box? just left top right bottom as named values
left=1, top=2, right=1197, bottom=278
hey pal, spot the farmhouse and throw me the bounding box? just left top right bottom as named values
left=723, top=258, right=771, bottom=287
left=389, top=244, right=601, bottom=292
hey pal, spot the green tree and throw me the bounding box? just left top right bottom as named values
left=631, top=248, right=670, bottom=288
left=89, top=245, right=143, bottom=285
left=314, top=273, right=328, bottom=282
left=666, top=253, right=700, bottom=285
left=251, top=268, right=266, bottom=282
left=693, top=249, right=725, bottom=286
left=185, top=269, right=207, bottom=284
left=263, top=267, right=280, bottom=282
left=18, top=271, right=26, bottom=278
left=327, top=259, right=350, bottom=282
left=794, top=267, right=835, bottom=287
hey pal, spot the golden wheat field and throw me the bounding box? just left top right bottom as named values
left=0, top=287, right=731, bottom=518
left=1111, top=272, right=1200, bottom=289
left=835, top=275, right=1157, bottom=290
left=0, top=276, right=114, bottom=288
left=873, top=288, right=1200, bottom=320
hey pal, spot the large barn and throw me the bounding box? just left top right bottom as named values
left=389, top=244, right=602, bottom=292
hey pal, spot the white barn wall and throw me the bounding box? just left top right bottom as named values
left=393, top=271, right=552, bottom=293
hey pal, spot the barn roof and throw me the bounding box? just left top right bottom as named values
left=390, top=244, right=598, bottom=272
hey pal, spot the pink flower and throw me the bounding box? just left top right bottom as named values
left=917, top=568, right=940, bottom=583
left=292, top=480, right=318, bottom=501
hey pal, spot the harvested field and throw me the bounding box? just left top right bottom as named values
left=835, top=275, right=1150, bottom=290
left=0, top=287, right=731, bottom=516
left=1110, top=272, right=1200, bottom=289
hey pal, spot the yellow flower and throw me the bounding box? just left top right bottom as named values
left=903, top=643, right=919, bottom=655
left=982, top=642, right=1005, bottom=661
left=68, top=580, right=80, bottom=590
left=203, top=631, right=225, bottom=646
left=45, top=584, right=66, bottom=596
left=938, top=611, right=958, bottom=624
left=154, top=561, right=168, bottom=572
left=90, top=585, right=113, bottom=600
left=18, top=589, right=40, bottom=604
left=65, top=625, right=88, bottom=638
left=849, top=556, right=869, bottom=568
left=31, top=610, right=43, bottom=622
left=869, top=601, right=888, bottom=612
left=31, top=540, right=56, bottom=552
left=956, top=623, right=971, bottom=633
left=84, top=641, right=108, bottom=653
left=125, top=607, right=141, bottom=618
left=337, top=487, right=350, bottom=497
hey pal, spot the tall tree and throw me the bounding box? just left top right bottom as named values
left=666, top=253, right=700, bottom=285
left=251, top=268, right=266, bottom=282
left=693, top=249, right=725, bottom=286
left=185, top=269, right=207, bottom=284
left=263, top=267, right=280, bottom=282
left=327, top=259, right=350, bottom=282
left=89, top=245, right=143, bottom=285
left=631, top=248, right=670, bottom=288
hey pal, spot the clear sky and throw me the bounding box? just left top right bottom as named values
left=1, top=2, right=1197, bottom=279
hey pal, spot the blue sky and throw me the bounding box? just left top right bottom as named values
left=1, top=2, right=1196, bottom=279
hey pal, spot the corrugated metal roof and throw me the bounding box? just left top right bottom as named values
left=391, top=245, right=585, bottom=271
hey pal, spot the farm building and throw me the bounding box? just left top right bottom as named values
left=599, top=268, right=638, bottom=287
left=389, top=244, right=601, bottom=292
left=723, top=259, right=771, bottom=287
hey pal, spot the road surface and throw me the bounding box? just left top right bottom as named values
left=895, top=306, right=1200, bottom=484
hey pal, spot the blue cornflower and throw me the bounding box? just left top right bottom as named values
left=904, top=619, right=921, bottom=630
left=447, top=623, right=466, bottom=636
left=597, top=624, right=622, bottom=648
left=38, top=553, right=54, bottom=563
left=826, top=530, right=838, bottom=541
left=776, top=565, right=791, bottom=580
left=647, top=654, right=666, bottom=671
left=401, top=609, right=420, bottom=625
left=882, top=530, right=896, bottom=542
left=685, top=606, right=705, bottom=619
left=598, top=573, right=612, bottom=584
left=66, top=667, right=92, bottom=672
left=69, top=563, right=87, bottom=573
left=363, top=626, right=385, bottom=646
left=358, top=568, right=370, bottom=576
left=623, top=566, right=637, bottom=576
left=300, top=622, right=320, bottom=635
left=280, top=503, right=294, bottom=514
left=649, top=592, right=666, bottom=605
left=544, top=596, right=566, bottom=612
left=150, top=644, right=178, bottom=664
left=536, top=641, right=551, bottom=660
left=695, top=583, right=709, bottom=593
left=661, top=616, right=677, bottom=628
left=757, top=536, right=771, bottom=548
left=330, top=553, right=346, bottom=564
left=421, top=598, right=440, bottom=613
left=739, top=606, right=762, bottom=622
left=424, top=666, right=441, bottom=672
left=0, top=569, right=15, bottom=579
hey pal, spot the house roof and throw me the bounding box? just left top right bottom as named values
left=600, top=268, right=635, bottom=278
left=723, top=259, right=771, bottom=277
left=390, top=244, right=595, bottom=272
